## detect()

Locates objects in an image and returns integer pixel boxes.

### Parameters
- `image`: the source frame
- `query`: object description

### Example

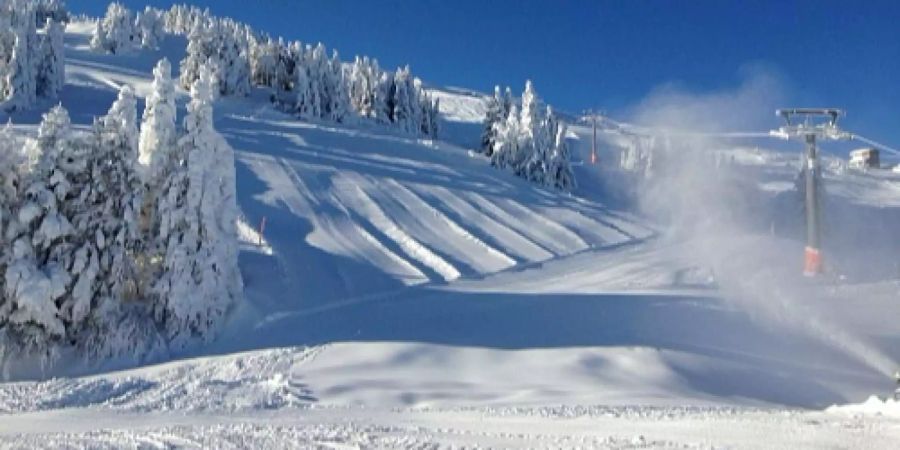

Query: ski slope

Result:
[0,20,899,449]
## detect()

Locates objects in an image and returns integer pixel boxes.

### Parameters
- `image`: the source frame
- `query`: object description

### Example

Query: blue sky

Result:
[74,1,900,147]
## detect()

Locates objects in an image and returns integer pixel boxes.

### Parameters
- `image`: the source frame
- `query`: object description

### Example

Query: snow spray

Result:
[626,69,898,379]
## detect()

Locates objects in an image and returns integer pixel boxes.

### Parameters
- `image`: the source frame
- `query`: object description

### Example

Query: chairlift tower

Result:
[772,108,850,276]
[581,110,601,165]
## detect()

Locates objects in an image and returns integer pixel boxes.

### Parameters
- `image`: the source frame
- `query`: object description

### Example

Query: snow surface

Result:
[0,20,898,448]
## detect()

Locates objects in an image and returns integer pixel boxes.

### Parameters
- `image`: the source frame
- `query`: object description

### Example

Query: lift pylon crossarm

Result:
[776,108,845,127]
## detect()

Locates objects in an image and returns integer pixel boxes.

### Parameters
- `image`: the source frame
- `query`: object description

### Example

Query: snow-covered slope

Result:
[1,20,899,449]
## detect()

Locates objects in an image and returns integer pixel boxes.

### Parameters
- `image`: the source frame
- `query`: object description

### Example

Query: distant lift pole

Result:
[583,109,599,165]
[772,108,848,276]
[592,113,598,165]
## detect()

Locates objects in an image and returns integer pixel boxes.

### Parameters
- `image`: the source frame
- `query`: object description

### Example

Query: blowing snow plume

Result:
[627,68,898,380]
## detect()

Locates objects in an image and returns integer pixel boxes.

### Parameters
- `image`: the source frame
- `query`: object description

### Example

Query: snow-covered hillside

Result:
[0,14,899,449]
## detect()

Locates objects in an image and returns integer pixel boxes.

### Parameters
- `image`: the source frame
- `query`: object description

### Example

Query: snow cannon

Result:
[803,246,823,277]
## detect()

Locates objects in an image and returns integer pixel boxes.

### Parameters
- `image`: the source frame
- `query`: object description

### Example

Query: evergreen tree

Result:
[249,36,278,87]
[137,58,177,301]
[135,6,164,50]
[35,18,64,99]
[519,80,539,138]
[179,20,214,90]
[75,85,144,356]
[2,1,39,111]
[3,106,81,354]
[390,66,415,133]
[373,70,394,124]
[326,49,349,122]
[138,58,177,184]
[547,123,576,192]
[34,0,68,25]
[491,105,523,171]
[91,2,137,54]
[0,122,24,331]
[154,67,242,349]
[481,86,504,155]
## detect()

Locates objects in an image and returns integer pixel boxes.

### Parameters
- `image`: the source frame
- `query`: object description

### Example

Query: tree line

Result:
[91,3,441,139]
[0,62,240,373]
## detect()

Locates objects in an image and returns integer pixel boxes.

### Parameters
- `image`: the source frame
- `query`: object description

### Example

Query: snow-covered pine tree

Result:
[374,69,394,124]
[301,43,326,118]
[546,123,576,192]
[35,18,64,100]
[502,86,514,116]
[154,67,242,349]
[91,2,137,54]
[179,20,214,90]
[348,56,374,118]
[269,39,293,103]
[325,49,349,122]
[390,66,415,133]
[1,0,38,112]
[213,22,251,96]
[75,85,149,359]
[290,46,312,117]
[429,96,440,138]
[413,77,436,137]
[250,36,278,88]
[135,6,164,50]
[138,58,177,184]
[136,58,177,334]
[89,20,106,52]
[491,105,522,170]
[524,105,558,184]
[34,0,68,25]
[0,122,24,330]
[519,80,539,138]
[480,86,504,155]
[2,106,82,357]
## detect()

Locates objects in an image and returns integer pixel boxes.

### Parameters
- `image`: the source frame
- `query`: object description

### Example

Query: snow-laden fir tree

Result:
[0,122,24,330]
[415,78,439,138]
[481,86,505,156]
[138,58,177,184]
[390,66,415,134]
[0,0,39,111]
[272,39,297,102]
[546,123,576,191]
[249,36,278,87]
[289,45,312,116]
[135,6,165,50]
[35,18,64,99]
[348,56,378,118]
[91,2,137,54]
[491,104,523,171]
[519,80,540,138]
[302,43,327,118]
[2,106,82,357]
[34,0,68,25]
[137,58,177,302]
[325,49,349,122]
[373,70,394,124]
[154,67,242,349]
[179,20,215,91]
[213,21,251,96]
[75,85,152,359]
[523,105,557,184]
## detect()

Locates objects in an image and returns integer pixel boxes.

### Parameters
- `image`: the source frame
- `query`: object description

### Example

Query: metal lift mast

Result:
[772,108,848,276]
